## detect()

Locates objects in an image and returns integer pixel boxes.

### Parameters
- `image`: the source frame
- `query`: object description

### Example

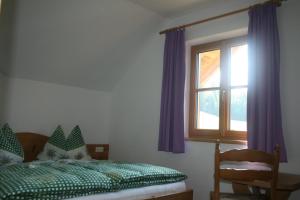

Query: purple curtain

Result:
[158,29,185,153]
[247,3,287,162]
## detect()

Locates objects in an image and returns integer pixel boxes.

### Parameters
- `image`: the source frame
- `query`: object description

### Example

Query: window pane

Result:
[197,50,220,89]
[196,90,220,130]
[230,88,247,131]
[230,45,248,86]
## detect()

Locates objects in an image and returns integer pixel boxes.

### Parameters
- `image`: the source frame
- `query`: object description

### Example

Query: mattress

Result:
[0,160,187,199]
[68,181,186,200]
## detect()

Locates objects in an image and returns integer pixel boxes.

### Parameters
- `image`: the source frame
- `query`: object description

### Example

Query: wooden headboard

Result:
[16,132,109,162]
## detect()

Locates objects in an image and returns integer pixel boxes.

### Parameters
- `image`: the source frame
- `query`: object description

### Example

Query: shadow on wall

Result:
[0,0,17,123]
[0,74,8,123]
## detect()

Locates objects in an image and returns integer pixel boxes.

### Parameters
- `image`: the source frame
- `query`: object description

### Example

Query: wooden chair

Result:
[212,142,280,200]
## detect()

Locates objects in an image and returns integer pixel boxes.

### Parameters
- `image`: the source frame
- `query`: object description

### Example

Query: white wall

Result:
[278,0,300,174]
[1,76,112,143]
[4,0,162,91]
[0,73,6,123]
[0,0,15,75]
[110,0,300,200]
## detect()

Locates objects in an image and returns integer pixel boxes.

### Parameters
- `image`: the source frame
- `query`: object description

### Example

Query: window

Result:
[189,36,248,143]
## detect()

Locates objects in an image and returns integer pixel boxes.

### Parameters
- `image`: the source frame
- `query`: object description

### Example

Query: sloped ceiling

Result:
[0,0,235,91]
[129,0,213,17]
[0,0,163,91]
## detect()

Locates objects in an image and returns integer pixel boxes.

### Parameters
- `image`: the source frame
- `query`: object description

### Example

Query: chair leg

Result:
[270,188,277,200]
[212,191,219,200]
[211,191,220,200]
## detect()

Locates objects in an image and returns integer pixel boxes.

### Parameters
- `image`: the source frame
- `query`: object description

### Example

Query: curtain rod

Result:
[159,0,285,35]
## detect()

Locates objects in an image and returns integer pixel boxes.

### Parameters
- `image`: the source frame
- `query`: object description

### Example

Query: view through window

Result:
[189,36,248,142]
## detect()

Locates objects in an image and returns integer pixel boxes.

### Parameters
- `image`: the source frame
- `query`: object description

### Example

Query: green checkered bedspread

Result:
[0,160,187,200]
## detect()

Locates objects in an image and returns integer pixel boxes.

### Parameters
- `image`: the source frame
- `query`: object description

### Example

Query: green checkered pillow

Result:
[0,123,24,165]
[37,125,69,160]
[66,125,91,160]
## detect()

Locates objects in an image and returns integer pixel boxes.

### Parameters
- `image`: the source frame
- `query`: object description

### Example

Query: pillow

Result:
[0,123,24,165]
[37,125,68,160]
[66,126,91,160]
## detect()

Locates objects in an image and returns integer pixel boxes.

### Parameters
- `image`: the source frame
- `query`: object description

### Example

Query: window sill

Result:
[185,137,247,145]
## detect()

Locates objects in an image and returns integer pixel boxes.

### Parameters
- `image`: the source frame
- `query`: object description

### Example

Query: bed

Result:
[0,132,193,200]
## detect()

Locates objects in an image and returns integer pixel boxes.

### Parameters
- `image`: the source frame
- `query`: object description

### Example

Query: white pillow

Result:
[66,126,91,160]
[37,125,68,160]
[38,125,91,160]
[0,124,24,165]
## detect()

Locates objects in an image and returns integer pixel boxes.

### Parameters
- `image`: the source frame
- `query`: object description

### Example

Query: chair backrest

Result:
[213,142,280,200]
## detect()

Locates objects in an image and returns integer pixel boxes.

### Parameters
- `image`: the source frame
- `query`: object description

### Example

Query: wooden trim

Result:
[189,40,222,138]
[86,144,109,160]
[220,41,228,138]
[188,36,248,143]
[185,137,247,145]
[214,143,221,200]
[195,87,220,92]
[16,132,48,162]
[146,189,193,200]
[189,42,197,135]
[191,40,223,53]
[220,149,275,164]
[188,130,246,143]
[224,131,247,140]
[271,145,280,199]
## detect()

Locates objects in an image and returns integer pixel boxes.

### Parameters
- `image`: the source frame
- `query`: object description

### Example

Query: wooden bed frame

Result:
[16,132,109,162]
[16,132,193,200]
